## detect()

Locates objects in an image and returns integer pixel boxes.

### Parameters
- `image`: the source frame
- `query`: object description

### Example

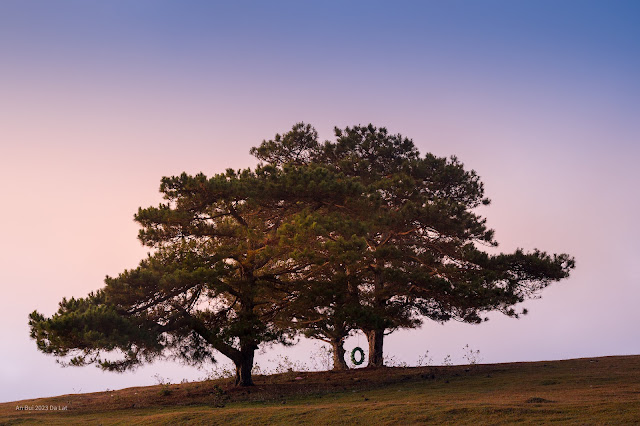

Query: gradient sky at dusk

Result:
[1,1,639,402]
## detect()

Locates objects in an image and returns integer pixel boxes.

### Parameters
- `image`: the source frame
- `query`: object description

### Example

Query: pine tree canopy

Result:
[29,164,365,384]
[29,123,575,380]
[252,123,575,366]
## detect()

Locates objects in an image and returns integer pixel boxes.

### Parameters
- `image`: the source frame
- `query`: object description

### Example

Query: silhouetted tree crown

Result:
[30,164,364,384]
[252,123,574,366]
[30,123,574,379]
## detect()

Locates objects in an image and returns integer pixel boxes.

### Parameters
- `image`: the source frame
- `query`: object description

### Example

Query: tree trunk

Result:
[365,329,385,367]
[233,292,257,386]
[233,349,255,386]
[364,266,386,367]
[330,337,348,371]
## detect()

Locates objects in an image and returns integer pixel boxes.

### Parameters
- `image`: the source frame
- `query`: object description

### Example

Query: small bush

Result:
[462,344,482,365]
[526,397,554,404]
[154,374,173,397]
[211,384,228,408]
[417,350,433,367]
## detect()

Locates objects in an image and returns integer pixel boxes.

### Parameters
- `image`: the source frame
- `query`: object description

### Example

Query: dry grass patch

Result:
[1,355,639,425]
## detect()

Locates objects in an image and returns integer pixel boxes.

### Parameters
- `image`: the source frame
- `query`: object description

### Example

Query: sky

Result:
[1,0,639,403]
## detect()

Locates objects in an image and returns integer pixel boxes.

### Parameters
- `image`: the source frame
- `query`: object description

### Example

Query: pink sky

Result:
[1,1,638,402]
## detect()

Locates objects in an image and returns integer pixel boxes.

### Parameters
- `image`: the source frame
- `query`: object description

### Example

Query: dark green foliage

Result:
[29,291,162,371]
[29,122,574,379]
[251,123,575,366]
[29,164,362,384]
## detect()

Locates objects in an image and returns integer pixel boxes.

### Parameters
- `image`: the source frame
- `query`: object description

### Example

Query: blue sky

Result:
[1,1,639,402]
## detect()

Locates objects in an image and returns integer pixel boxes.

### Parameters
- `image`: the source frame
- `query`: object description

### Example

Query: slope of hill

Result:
[2,355,639,425]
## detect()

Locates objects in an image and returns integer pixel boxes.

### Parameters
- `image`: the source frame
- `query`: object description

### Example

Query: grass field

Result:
[2,355,639,425]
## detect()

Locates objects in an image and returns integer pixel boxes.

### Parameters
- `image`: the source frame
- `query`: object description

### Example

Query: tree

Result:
[271,209,371,370]
[29,122,575,379]
[29,164,362,384]
[252,123,576,367]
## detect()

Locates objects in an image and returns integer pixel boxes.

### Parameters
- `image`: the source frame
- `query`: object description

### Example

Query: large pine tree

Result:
[29,164,361,384]
[29,123,575,379]
[252,123,575,367]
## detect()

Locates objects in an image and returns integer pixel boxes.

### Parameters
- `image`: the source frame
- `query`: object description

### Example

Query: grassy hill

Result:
[2,355,639,425]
